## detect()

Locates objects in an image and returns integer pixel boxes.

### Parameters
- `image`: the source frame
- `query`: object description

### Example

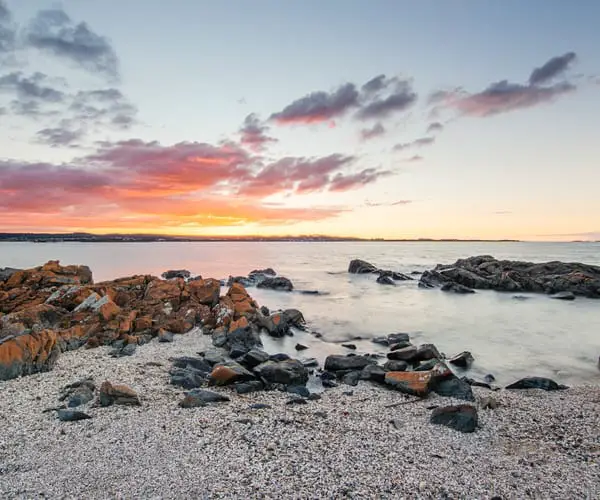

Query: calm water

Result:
[1,241,599,385]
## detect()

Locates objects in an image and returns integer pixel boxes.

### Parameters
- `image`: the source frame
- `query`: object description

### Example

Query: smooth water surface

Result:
[1,241,599,385]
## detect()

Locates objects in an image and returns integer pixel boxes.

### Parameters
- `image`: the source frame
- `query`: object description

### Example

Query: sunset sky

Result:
[0,0,598,240]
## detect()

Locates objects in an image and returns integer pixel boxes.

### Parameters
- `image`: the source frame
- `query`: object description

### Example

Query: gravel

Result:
[1,328,599,499]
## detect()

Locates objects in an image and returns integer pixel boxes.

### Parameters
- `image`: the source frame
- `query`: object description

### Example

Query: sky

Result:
[0,0,599,241]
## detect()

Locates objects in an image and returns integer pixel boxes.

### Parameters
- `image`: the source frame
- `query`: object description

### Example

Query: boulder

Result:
[430,405,478,433]
[376,275,395,286]
[324,354,375,371]
[384,370,435,397]
[386,346,419,363]
[0,267,20,282]
[161,269,191,280]
[360,364,386,383]
[257,277,293,292]
[239,349,270,369]
[170,356,212,373]
[235,380,264,394]
[59,378,96,408]
[57,409,92,422]
[449,351,474,368]
[348,259,378,274]
[188,278,221,306]
[210,362,255,386]
[254,359,308,386]
[0,329,60,380]
[341,370,361,386]
[383,360,408,372]
[258,312,290,337]
[441,282,476,294]
[170,367,207,389]
[550,291,575,301]
[430,375,475,401]
[98,381,140,406]
[179,389,230,408]
[505,377,568,391]
[415,344,442,362]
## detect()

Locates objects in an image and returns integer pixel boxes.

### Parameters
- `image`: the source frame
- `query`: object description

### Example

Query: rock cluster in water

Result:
[348,259,413,284]
[419,255,600,298]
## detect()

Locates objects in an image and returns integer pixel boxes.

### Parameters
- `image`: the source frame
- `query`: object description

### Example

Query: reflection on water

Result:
[1,241,599,385]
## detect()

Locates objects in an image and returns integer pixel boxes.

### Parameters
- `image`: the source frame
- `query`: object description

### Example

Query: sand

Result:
[1,328,599,499]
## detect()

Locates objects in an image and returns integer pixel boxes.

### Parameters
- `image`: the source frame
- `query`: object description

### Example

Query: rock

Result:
[461,377,492,390]
[235,380,264,394]
[0,329,60,381]
[239,349,270,369]
[324,355,375,371]
[260,305,270,316]
[257,312,290,338]
[249,268,276,277]
[170,356,212,373]
[384,370,436,397]
[430,375,475,401]
[188,278,221,306]
[295,343,308,351]
[59,378,95,408]
[484,374,496,384]
[322,379,338,388]
[341,343,357,350]
[0,267,20,282]
[201,349,226,367]
[348,259,378,274]
[302,357,319,368]
[388,333,410,344]
[224,320,262,355]
[57,409,92,422]
[386,346,418,363]
[441,282,476,294]
[282,309,306,328]
[109,343,137,357]
[360,364,386,383]
[269,353,290,362]
[257,277,293,292]
[376,275,395,286]
[389,341,412,351]
[372,336,390,346]
[249,403,271,410]
[287,385,310,397]
[550,291,575,301]
[430,405,478,433]
[98,381,140,406]
[449,351,474,368]
[505,377,568,391]
[341,370,361,386]
[161,269,191,280]
[416,344,442,362]
[210,362,255,386]
[254,359,308,386]
[170,368,207,389]
[179,389,229,408]
[158,330,174,343]
[383,360,408,372]
[414,359,440,372]
[286,397,307,405]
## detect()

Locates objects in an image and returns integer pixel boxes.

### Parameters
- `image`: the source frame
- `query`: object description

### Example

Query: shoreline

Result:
[1,328,599,499]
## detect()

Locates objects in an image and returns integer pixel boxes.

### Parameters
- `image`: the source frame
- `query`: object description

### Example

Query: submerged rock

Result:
[376,275,395,286]
[550,291,575,301]
[430,405,478,433]
[324,355,375,371]
[257,277,294,292]
[505,377,568,391]
[441,282,475,294]
[448,351,474,368]
[348,259,378,274]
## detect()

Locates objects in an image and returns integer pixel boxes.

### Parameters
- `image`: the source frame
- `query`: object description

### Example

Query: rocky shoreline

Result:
[1,260,599,498]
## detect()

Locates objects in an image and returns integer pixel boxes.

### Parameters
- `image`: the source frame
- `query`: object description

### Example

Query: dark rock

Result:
[249,268,276,277]
[449,351,474,368]
[324,354,375,371]
[59,378,96,408]
[158,331,174,343]
[249,403,271,410]
[0,267,20,282]
[170,367,207,389]
[295,343,308,351]
[286,396,307,405]
[389,341,412,351]
[430,405,478,433]
[308,393,322,401]
[57,409,92,422]
[376,275,395,286]
[386,346,418,362]
[484,373,496,384]
[269,353,290,362]
[301,357,319,368]
[348,259,378,274]
[441,282,476,294]
[99,381,140,407]
[228,345,247,359]
[461,376,492,390]
[257,277,293,292]
[416,344,442,362]
[431,375,475,401]
[341,343,357,350]
[171,356,212,373]
[388,333,410,344]
[240,349,270,369]
[383,360,408,372]
[414,359,440,372]
[109,343,137,357]
[372,336,390,346]
[287,385,310,397]
[342,390,354,396]
[319,371,336,382]
[505,377,568,391]
[161,269,191,280]
[360,364,386,383]
[226,324,262,355]
[235,380,264,394]
[341,370,361,386]
[179,389,230,408]
[550,291,575,301]
[384,271,413,281]
[260,305,270,316]
[322,379,338,388]
[254,359,308,386]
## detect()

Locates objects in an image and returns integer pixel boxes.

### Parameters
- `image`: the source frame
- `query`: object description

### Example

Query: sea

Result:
[1,241,599,386]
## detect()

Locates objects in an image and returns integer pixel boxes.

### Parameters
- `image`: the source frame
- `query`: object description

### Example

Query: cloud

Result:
[70,88,137,129]
[493,210,512,215]
[405,155,423,162]
[431,52,578,118]
[426,122,443,133]
[393,136,435,151]
[0,0,15,53]
[365,199,411,207]
[356,79,417,120]
[270,83,359,124]
[529,52,576,86]
[0,72,65,103]
[329,168,391,191]
[360,122,385,140]
[25,9,119,79]
[36,126,83,147]
[239,113,277,151]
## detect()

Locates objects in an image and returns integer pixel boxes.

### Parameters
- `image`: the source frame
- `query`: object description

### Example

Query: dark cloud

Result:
[329,168,392,191]
[355,79,417,120]
[360,122,386,140]
[25,9,119,79]
[426,122,443,133]
[70,88,137,129]
[270,83,359,124]
[0,0,15,53]
[0,72,65,103]
[393,136,435,151]
[36,126,83,147]
[239,113,277,151]
[361,74,391,94]
[529,52,576,86]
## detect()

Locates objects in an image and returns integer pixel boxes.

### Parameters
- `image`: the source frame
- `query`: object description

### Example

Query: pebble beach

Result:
[1,328,599,500]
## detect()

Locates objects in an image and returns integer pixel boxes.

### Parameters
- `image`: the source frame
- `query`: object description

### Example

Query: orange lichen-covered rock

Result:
[226,283,258,319]
[229,316,249,332]
[0,329,60,380]
[188,279,220,306]
[118,310,138,334]
[144,279,183,304]
[5,261,92,290]
[94,297,121,322]
[384,370,435,397]
[134,315,153,332]
[45,285,95,311]
[1,304,65,332]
